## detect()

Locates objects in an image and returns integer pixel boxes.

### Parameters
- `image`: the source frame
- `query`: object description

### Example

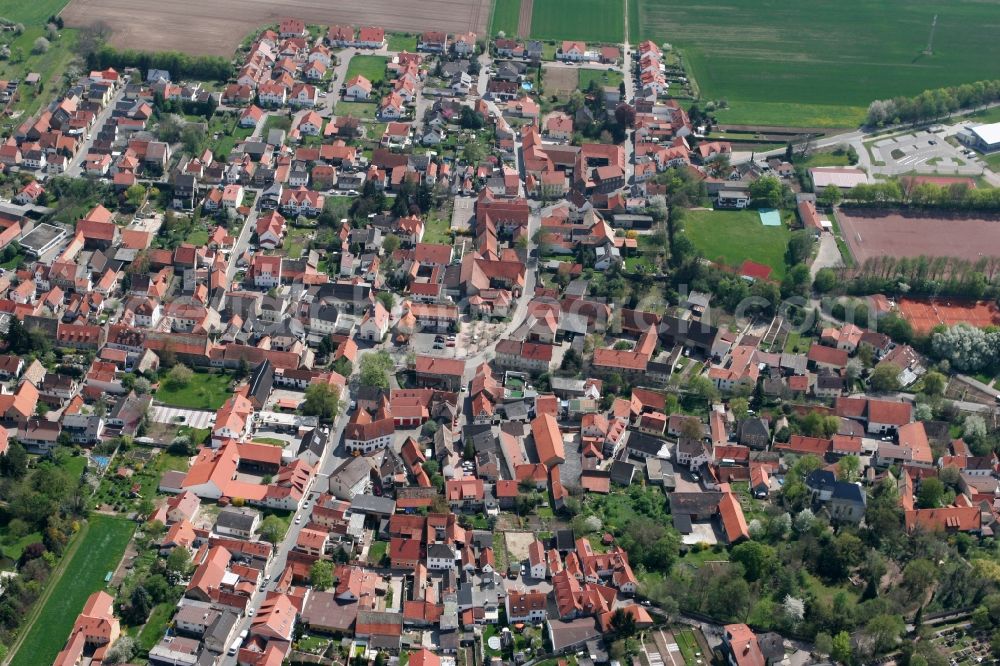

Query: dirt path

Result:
[517,0,533,39]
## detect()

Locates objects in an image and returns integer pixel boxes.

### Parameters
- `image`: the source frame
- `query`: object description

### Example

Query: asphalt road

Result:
[218,400,353,665]
[65,84,129,178]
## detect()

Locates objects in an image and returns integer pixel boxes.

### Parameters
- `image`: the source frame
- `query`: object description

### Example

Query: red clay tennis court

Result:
[891,298,1000,333]
[838,210,1000,265]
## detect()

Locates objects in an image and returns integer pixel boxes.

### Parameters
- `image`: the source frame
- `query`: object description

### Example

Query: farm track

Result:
[517,0,533,38]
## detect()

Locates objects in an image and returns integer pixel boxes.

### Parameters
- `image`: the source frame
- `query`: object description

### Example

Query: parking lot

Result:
[150,405,215,429]
[872,129,984,175]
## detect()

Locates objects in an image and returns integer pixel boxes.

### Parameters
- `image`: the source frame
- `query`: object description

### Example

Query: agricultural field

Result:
[0,0,68,25]
[346,55,388,85]
[530,0,623,43]
[682,209,792,280]
[62,0,491,56]
[10,516,135,666]
[490,0,521,37]
[633,0,1000,128]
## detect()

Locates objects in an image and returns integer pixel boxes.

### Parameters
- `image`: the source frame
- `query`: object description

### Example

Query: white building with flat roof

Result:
[810,167,870,191]
[961,122,1000,152]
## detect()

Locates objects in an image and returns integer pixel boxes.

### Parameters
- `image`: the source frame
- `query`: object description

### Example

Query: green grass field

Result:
[531,0,623,42]
[335,100,377,120]
[683,209,791,280]
[387,33,417,52]
[154,371,233,410]
[490,0,521,37]
[0,0,68,25]
[0,27,78,119]
[635,0,1000,128]
[10,516,134,666]
[579,68,623,90]
[346,55,388,85]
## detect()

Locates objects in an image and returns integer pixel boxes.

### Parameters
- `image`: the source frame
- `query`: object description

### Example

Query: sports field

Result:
[530,0,623,42]
[490,0,521,36]
[682,209,791,280]
[10,516,135,666]
[633,0,1000,128]
[837,209,1000,266]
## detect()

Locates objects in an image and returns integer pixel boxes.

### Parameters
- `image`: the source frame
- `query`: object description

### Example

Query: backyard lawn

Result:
[579,68,623,91]
[346,55,388,85]
[208,114,255,157]
[682,209,791,280]
[368,540,388,564]
[387,33,417,52]
[154,371,233,410]
[422,214,452,244]
[10,516,135,666]
[335,100,377,120]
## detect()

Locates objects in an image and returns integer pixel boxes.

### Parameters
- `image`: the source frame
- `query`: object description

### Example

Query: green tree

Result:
[729,397,749,421]
[921,371,946,396]
[813,268,838,293]
[831,630,852,664]
[814,632,833,658]
[864,614,904,654]
[163,364,193,390]
[730,541,776,582]
[165,546,192,579]
[382,234,401,254]
[818,184,842,208]
[748,175,784,208]
[837,455,860,482]
[609,608,637,638]
[917,477,945,509]
[376,291,395,312]
[869,363,901,392]
[359,351,394,389]
[973,605,992,630]
[260,515,287,543]
[302,383,341,422]
[125,184,146,210]
[310,560,333,590]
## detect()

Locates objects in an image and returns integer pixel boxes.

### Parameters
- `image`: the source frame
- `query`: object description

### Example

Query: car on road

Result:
[247,608,255,617]
[433,344,444,350]
[446,341,456,347]
[295,515,302,525]
[434,335,445,342]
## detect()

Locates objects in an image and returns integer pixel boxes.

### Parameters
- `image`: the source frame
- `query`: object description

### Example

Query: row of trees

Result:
[87,45,231,82]
[842,258,999,301]
[842,181,1000,211]
[866,79,1000,126]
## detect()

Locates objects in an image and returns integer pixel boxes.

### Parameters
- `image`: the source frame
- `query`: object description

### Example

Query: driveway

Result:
[810,232,843,278]
[149,405,215,429]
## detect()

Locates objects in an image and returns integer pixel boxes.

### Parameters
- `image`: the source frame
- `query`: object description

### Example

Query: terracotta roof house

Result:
[531,413,565,467]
